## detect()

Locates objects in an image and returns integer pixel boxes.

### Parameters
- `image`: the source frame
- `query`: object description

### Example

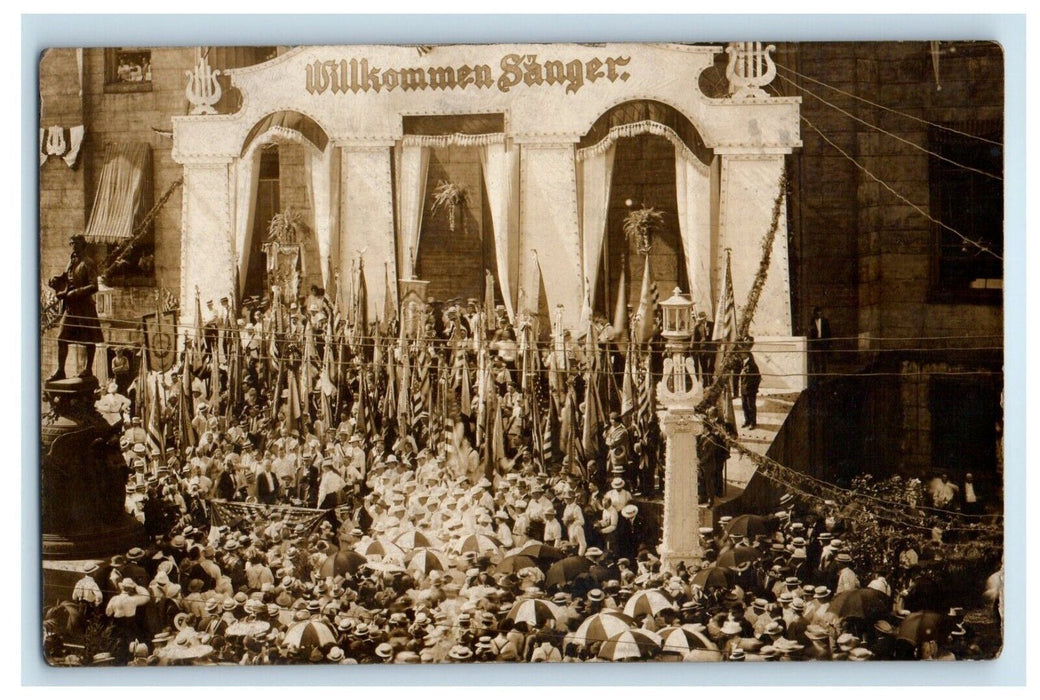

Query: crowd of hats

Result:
[49,428,993,666]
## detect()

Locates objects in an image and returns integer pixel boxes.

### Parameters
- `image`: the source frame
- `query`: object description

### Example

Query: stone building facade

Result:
[38,41,1004,485]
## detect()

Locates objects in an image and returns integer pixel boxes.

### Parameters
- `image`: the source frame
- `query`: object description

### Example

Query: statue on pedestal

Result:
[47,235,103,381]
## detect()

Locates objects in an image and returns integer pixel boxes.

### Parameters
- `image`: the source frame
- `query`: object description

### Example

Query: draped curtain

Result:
[674,148,714,311]
[233,147,262,294]
[394,143,430,279]
[84,142,152,244]
[304,145,338,288]
[577,143,616,321]
[478,141,520,323]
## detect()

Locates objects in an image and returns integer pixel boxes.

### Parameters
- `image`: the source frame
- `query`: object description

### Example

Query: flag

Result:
[620,335,637,415]
[355,259,369,343]
[559,382,584,469]
[178,355,196,454]
[209,327,221,411]
[484,271,496,327]
[712,250,738,431]
[146,372,165,460]
[539,392,558,471]
[608,253,629,344]
[632,255,659,345]
[191,288,205,371]
[485,391,506,479]
[457,348,472,419]
[411,345,431,446]
[285,368,302,435]
[383,262,397,333]
[581,374,604,480]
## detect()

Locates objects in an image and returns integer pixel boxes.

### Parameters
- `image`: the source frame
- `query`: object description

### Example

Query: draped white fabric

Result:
[233,148,261,295]
[478,141,520,323]
[305,145,338,288]
[674,148,714,312]
[394,144,430,279]
[577,143,616,321]
[84,143,151,244]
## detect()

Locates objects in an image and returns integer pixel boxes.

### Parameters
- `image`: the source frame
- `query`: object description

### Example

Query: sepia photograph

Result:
[37,40,1004,667]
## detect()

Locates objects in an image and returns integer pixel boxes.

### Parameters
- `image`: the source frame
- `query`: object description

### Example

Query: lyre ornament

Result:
[185,55,222,116]
[725,42,777,99]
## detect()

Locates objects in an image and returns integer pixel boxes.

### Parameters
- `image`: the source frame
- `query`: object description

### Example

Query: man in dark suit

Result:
[256,461,279,505]
[692,312,716,387]
[739,340,762,430]
[807,306,831,383]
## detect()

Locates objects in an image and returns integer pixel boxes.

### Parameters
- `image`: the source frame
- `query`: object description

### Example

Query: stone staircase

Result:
[696,389,802,527]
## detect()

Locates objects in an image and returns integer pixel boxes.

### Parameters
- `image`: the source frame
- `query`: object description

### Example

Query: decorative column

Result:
[178,159,235,315]
[656,289,705,571]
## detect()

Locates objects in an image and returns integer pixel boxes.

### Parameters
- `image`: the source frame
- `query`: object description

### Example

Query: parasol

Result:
[512,542,566,562]
[283,619,337,650]
[623,589,678,619]
[318,550,367,577]
[494,554,540,574]
[657,625,718,655]
[716,545,762,569]
[406,547,451,574]
[566,611,636,647]
[724,514,775,538]
[544,556,593,589]
[394,529,443,550]
[354,539,406,563]
[690,566,734,590]
[454,533,502,555]
[507,598,565,629]
[828,588,892,622]
[597,629,662,661]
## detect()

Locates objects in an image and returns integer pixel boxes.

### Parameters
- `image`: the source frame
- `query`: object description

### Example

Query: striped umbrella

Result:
[318,550,367,577]
[566,611,636,647]
[406,547,451,574]
[355,539,406,563]
[658,625,717,655]
[454,533,502,555]
[597,629,662,661]
[507,598,564,629]
[394,529,442,550]
[623,589,677,618]
[283,619,337,650]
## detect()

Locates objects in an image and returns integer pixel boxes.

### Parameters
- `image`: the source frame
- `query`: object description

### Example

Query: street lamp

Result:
[658,288,698,403]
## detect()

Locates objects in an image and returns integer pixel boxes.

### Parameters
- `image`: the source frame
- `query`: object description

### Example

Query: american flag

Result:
[178,357,196,454]
[712,250,739,430]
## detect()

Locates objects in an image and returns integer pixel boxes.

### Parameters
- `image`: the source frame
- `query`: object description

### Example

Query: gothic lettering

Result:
[307,54,633,95]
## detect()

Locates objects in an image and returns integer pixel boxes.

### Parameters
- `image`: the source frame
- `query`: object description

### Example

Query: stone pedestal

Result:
[41,377,143,558]
[657,407,704,571]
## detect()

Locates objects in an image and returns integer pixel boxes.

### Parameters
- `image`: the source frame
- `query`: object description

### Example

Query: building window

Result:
[929,120,1003,303]
[104,48,152,93]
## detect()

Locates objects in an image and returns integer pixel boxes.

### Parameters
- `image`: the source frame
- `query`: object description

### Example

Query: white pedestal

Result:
[657,407,705,572]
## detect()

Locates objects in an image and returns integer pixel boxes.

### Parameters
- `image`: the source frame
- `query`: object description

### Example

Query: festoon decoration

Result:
[38,125,85,168]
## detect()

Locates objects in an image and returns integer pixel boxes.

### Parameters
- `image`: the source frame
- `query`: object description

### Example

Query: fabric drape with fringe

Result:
[577,143,616,323]
[394,143,431,279]
[84,142,152,244]
[478,140,520,323]
[674,148,714,311]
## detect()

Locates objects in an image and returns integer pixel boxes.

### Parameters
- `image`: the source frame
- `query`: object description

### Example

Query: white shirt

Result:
[965,482,977,503]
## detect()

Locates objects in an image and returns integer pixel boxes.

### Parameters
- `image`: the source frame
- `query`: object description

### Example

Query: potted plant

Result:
[267,205,303,244]
[430,180,467,232]
[623,205,665,256]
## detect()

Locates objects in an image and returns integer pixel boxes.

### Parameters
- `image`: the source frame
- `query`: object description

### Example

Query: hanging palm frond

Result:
[430,180,467,232]
[623,206,665,256]
[268,206,303,244]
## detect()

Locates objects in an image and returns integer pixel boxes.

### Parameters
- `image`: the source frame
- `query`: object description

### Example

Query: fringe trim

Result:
[576,120,697,164]
[401,132,505,148]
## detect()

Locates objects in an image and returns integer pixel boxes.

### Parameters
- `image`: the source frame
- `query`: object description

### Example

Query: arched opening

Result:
[238,111,332,307]
[578,100,713,318]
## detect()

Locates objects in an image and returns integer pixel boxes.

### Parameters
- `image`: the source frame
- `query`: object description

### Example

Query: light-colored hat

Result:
[611,477,625,489]
[621,504,639,519]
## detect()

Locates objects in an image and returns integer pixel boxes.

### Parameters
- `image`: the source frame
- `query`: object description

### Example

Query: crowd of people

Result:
[42,268,999,666]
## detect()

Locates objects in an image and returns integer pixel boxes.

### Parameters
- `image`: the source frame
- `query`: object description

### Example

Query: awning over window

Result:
[84,142,153,244]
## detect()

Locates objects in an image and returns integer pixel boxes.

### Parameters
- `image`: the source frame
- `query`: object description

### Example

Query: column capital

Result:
[656,408,704,438]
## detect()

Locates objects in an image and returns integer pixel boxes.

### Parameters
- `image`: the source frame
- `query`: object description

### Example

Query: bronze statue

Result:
[48,235,103,381]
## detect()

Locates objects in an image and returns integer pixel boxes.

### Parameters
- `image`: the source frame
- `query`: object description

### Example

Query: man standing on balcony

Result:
[739,338,761,431]
[48,235,103,381]
[807,306,831,384]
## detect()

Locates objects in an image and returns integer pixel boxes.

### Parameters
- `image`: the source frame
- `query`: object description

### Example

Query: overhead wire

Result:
[773,62,1004,147]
